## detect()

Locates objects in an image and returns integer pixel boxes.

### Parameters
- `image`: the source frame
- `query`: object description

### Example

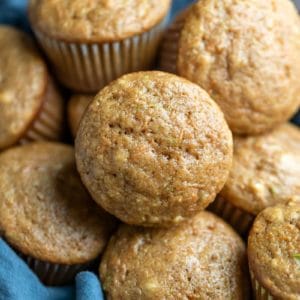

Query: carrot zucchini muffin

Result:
[28,0,171,92]
[100,211,250,299]
[0,142,116,285]
[209,124,300,235]
[160,0,300,135]
[75,71,233,227]
[0,26,64,149]
[248,200,300,300]
[68,94,93,137]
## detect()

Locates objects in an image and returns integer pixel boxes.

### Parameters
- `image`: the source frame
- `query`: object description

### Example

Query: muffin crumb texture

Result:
[100,211,249,300]
[248,200,300,300]
[29,0,171,42]
[178,0,300,134]
[0,26,47,149]
[0,142,116,265]
[76,71,233,227]
[221,124,300,215]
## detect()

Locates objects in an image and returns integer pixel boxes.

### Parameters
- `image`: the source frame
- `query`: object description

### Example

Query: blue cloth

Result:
[0,1,299,299]
[0,239,104,300]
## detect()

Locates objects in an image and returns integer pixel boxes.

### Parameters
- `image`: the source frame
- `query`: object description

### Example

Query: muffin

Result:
[28,0,171,93]
[75,71,233,227]
[209,123,300,235]
[68,94,93,137]
[248,200,300,299]
[160,0,300,135]
[0,26,64,150]
[0,142,116,285]
[100,211,250,299]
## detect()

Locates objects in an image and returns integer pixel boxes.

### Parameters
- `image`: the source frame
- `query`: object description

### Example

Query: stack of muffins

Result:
[0,0,299,299]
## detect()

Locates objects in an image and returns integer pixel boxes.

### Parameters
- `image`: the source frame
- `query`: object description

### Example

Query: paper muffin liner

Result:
[208,196,255,236]
[250,269,274,300]
[19,252,94,286]
[159,9,188,74]
[33,17,168,93]
[19,79,64,145]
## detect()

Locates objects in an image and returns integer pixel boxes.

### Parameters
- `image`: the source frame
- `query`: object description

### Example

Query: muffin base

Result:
[208,196,254,236]
[250,270,275,300]
[33,17,168,93]
[19,78,64,144]
[19,253,94,286]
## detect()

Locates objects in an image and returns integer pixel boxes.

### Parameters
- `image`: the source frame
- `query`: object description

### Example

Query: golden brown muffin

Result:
[68,94,93,137]
[29,0,171,43]
[0,26,64,149]
[209,124,300,235]
[248,200,300,300]
[100,211,250,300]
[75,71,233,227]
[162,0,300,135]
[0,142,116,285]
[28,0,172,93]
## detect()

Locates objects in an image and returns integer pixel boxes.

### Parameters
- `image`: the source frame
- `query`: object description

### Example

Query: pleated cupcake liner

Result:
[250,269,275,300]
[33,17,168,93]
[208,196,255,236]
[159,7,192,74]
[19,79,64,145]
[19,252,94,286]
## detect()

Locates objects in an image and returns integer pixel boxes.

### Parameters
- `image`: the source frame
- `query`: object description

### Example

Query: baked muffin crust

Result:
[0,26,47,149]
[178,0,300,134]
[75,71,233,227]
[221,124,300,215]
[29,0,171,43]
[0,142,116,265]
[248,200,300,299]
[100,211,249,299]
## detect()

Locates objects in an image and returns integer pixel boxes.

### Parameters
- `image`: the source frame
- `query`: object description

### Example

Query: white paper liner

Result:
[33,17,168,93]
[208,196,254,236]
[250,269,275,300]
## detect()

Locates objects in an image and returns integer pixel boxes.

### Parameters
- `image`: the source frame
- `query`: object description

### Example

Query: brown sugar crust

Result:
[0,26,48,149]
[248,200,300,300]
[28,0,171,43]
[75,71,233,227]
[68,94,93,137]
[0,142,116,265]
[100,211,249,299]
[221,124,300,215]
[177,0,300,135]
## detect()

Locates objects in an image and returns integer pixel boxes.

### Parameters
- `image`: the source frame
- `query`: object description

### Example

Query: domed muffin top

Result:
[75,71,233,227]
[100,211,249,299]
[178,0,300,134]
[248,200,300,299]
[29,0,171,42]
[0,142,116,265]
[0,26,47,149]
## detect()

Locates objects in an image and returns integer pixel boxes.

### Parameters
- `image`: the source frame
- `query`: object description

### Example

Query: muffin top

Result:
[177,0,300,134]
[75,71,233,227]
[68,94,93,137]
[0,142,116,265]
[29,0,171,43]
[248,200,300,300]
[0,26,48,149]
[221,124,300,215]
[100,211,249,299]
